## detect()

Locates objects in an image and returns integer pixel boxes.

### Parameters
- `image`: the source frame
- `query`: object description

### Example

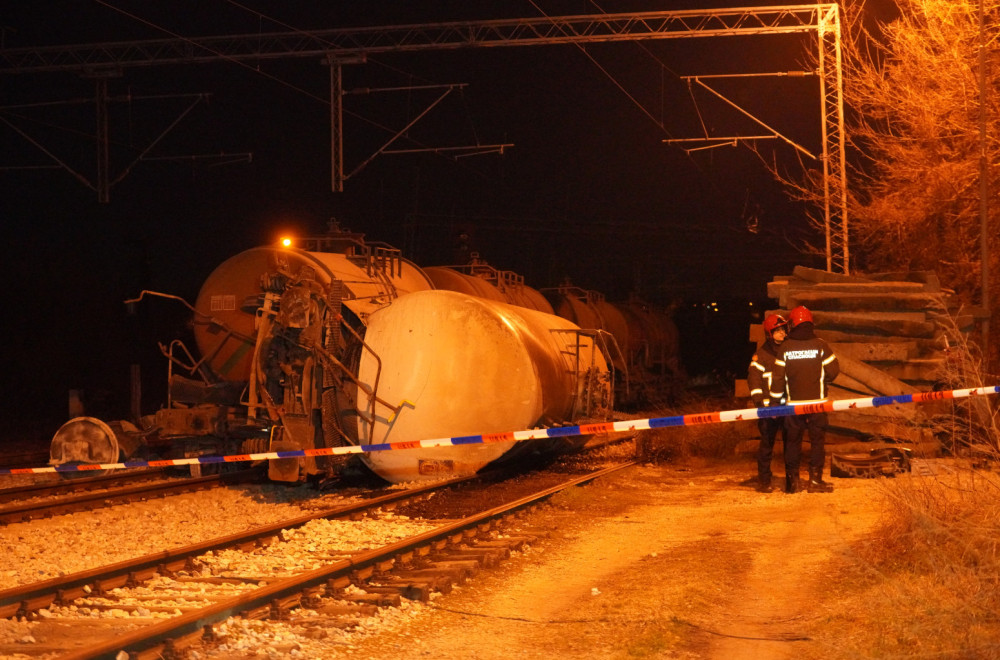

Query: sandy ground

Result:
[341,461,885,660]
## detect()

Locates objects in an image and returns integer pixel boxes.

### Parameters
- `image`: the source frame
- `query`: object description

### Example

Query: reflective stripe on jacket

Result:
[770,329,839,404]
[748,340,783,407]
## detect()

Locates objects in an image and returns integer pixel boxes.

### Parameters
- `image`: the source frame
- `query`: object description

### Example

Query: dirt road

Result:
[341,462,885,659]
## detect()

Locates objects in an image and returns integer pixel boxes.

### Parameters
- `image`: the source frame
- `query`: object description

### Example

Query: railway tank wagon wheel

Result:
[49,417,124,479]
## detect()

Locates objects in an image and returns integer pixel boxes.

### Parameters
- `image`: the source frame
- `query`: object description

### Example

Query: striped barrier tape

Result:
[3,385,997,475]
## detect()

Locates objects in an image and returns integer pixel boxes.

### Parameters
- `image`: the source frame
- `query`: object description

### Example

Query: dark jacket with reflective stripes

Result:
[770,323,839,405]
[748,339,784,407]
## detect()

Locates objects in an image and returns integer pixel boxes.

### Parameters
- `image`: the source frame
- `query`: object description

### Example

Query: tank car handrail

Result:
[593,328,629,401]
[162,340,198,408]
[539,284,604,304]
[126,290,256,344]
[310,325,399,428]
[339,243,400,300]
[370,245,402,279]
[274,300,402,431]
[549,327,619,420]
[432,262,528,294]
[128,288,258,398]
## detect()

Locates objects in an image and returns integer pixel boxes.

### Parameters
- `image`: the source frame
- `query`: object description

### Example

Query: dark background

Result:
[1,1,827,435]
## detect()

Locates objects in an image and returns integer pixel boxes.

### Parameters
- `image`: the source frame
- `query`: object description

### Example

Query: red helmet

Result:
[789,306,813,327]
[762,313,788,336]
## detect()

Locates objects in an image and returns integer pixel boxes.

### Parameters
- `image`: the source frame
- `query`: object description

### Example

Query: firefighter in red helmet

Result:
[770,305,840,493]
[747,313,788,492]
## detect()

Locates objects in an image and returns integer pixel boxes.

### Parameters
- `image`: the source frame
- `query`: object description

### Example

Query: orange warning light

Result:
[280,237,293,248]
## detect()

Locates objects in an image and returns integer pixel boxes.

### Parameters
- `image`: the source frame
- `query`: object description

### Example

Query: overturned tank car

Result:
[544,284,683,408]
[50,227,616,483]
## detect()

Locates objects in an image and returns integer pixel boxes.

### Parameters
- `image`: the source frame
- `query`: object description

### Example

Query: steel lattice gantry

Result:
[0,4,849,272]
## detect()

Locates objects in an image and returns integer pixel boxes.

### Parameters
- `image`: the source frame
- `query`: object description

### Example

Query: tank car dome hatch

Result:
[425,264,554,315]
[547,286,601,330]
[424,266,506,302]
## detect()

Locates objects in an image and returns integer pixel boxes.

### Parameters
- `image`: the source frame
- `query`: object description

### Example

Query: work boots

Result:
[785,474,800,494]
[807,468,834,493]
[755,473,774,493]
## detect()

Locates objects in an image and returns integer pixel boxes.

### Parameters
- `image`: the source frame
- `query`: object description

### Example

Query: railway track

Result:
[0,468,264,524]
[0,461,635,659]
[0,468,196,502]
[0,449,49,470]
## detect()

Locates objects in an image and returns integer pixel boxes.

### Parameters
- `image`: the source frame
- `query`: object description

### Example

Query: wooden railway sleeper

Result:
[158,629,206,660]
[337,591,400,607]
[300,586,324,609]
[386,573,453,595]
[241,603,272,620]
[126,567,159,588]
[55,584,95,606]
[407,553,438,570]
[324,575,351,597]
[362,582,431,602]
[395,565,473,585]
[94,574,129,595]
[269,593,302,620]
[466,541,512,559]
[371,558,395,577]
[428,547,505,567]
[350,566,374,583]
[426,559,481,577]
[308,601,378,617]
[201,622,220,642]
[18,594,57,620]
[471,535,538,552]
[157,557,190,578]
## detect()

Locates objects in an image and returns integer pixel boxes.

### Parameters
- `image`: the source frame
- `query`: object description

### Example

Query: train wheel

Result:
[50,417,120,480]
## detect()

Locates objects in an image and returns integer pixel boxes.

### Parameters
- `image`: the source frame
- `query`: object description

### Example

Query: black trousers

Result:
[783,412,828,475]
[756,416,783,479]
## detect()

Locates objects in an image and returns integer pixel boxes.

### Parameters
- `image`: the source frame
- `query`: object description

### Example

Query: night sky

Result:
[1,1,827,432]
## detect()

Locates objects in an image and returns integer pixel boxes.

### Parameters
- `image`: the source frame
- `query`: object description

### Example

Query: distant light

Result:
[281,237,293,247]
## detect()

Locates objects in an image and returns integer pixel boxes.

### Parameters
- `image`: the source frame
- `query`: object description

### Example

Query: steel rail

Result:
[0,469,261,524]
[0,474,470,620]
[0,468,174,504]
[56,461,635,660]
[0,449,49,470]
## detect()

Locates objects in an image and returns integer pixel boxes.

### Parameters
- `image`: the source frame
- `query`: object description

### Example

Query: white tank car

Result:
[353,289,613,482]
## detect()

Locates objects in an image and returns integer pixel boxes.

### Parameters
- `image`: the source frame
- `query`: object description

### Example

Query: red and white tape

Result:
[3,385,995,476]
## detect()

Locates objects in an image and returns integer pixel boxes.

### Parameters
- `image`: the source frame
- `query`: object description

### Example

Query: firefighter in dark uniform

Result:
[747,313,788,493]
[770,305,839,493]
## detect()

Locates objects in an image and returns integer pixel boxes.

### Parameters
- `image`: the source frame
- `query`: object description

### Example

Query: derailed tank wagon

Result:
[50,226,679,483]
[544,284,683,408]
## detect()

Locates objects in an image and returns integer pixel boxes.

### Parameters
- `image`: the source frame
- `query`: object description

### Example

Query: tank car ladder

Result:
[554,328,626,420]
